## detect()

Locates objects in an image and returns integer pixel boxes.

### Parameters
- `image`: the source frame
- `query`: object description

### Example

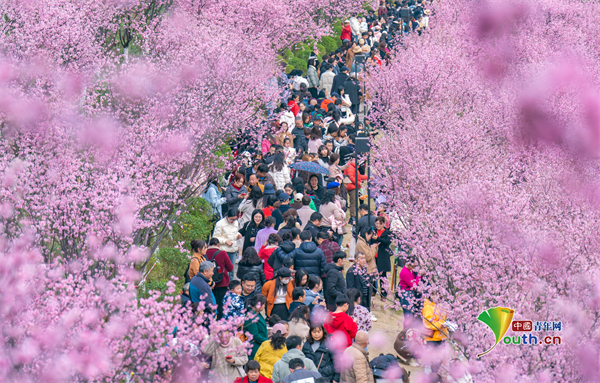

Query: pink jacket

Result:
[399,267,420,291]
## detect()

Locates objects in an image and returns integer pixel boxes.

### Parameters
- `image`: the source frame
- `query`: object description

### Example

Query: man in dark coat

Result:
[304,212,330,243]
[272,192,292,228]
[268,238,296,276]
[344,75,362,115]
[292,231,327,277]
[331,66,350,98]
[324,251,347,311]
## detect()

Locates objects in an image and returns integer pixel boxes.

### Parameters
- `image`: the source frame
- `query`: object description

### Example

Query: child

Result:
[223,280,245,319]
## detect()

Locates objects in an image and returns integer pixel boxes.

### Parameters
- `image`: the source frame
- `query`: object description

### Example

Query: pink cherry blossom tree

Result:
[367,0,600,381]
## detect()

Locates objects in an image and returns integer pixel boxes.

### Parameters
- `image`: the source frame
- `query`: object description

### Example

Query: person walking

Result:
[239,209,265,253]
[213,208,243,280]
[344,161,367,225]
[301,324,339,382]
[340,331,374,383]
[237,247,267,293]
[324,251,347,312]
[239,186,264,227]
[204,330,248,383]
[255,216,278,253]
[268,155,292,191]
[346,252,373,314]
[399,255,421,329]
[291,231,327,278]
[318,190,346,245]
[186,239,207,280]
[190,261,216,315]
[244,294,269,359]
[225,173,248,212]
[259,233,282,280]
[272,336,318,383]
[206,238,234,319]
[324,295,358,350]
[262,268,295,320]
[306,58,319,98]
[373,216,392,299]
[254,323,288,380]
[346,288,373,332]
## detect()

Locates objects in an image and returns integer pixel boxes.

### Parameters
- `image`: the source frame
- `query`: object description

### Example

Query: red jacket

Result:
[340,25,351,40]
[324,311,358,348]
[288,100,300,116]
[234,376,273,383]
[206,248,233,288]
[344,163,368,192]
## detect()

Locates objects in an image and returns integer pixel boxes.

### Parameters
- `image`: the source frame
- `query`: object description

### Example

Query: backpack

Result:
[207,251,224,284]
[370,353,401,378]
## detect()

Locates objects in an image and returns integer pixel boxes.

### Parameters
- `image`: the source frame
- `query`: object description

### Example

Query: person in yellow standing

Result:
[254,323,288,380]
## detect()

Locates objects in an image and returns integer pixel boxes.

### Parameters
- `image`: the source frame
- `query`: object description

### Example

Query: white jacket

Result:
[279,111,295,132]
[269,166,292,190]
[350,17,361,37]
[213,217,240,253]
[320,70,336,97]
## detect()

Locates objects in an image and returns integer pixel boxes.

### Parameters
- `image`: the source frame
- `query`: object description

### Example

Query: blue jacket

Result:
[190,274,215,313]
[292,241,326,277]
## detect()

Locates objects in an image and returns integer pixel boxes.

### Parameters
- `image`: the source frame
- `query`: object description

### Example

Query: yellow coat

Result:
[254,340,288,379]
[422,299,449,342]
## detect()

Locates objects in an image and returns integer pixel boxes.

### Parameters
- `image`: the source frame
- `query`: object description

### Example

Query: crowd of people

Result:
[176,2,457,382]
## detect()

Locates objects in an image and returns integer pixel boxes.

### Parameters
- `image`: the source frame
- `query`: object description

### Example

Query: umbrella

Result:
[289,161,330,175]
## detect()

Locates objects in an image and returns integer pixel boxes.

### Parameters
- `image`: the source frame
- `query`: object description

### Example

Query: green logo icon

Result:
[477,307,515,357]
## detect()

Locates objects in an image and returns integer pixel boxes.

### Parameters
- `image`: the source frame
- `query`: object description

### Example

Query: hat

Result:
[294,193,304,201]
[313,114,323,121]
[277,268,292,278]
[340,66,350,72]
[272,323,287,335]
[362,45,371,54]
[344,19,350,24]
[353,46,362,54]
[278,192,290,201]
[331,92,340,98]
[327,181,340,189]
[263,184,275,195]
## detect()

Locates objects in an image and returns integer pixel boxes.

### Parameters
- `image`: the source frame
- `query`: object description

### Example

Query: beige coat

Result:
[213,217,240,253]
[204,337,248,382]
[356,236,378,275]
[288,318,310,344]
[340,344,375,383]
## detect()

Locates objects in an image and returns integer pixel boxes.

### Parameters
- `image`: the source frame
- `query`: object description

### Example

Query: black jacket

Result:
[374,229,393,273]
[331,73,349,97]
[268,240,296,275]
[344,77,362,106]
[239,221,262,252]
[292,126,307,150]
[356,214,376,238]
[302,340,339,381]
[272,204,291,229]
[304,221,329,244]
[324,263,346,308]
[236,262,266,292]
[292,241,327,277]
[346,265,368,295]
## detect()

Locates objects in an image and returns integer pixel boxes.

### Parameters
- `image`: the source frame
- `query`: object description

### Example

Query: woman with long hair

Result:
[224,173,248,212]
[346,288,373,332]
[277,214,298,239]
[186,239,207,281]
[254,323,288,380]
[236,247,267,293]
[319,189,346,245]
[261,267,295,320]
[288,305,311,343]
[301,324,338,382]
[268,154,291,190]
[239,209,265,253]
[238,186,263,226]
[308,126,323,154]
[259,233,281,280]
[294,269,309,289]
